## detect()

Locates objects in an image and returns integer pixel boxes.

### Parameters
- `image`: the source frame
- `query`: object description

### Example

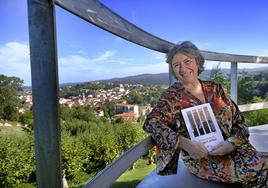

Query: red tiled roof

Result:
[116,103,137,107]
[114,112,136,118]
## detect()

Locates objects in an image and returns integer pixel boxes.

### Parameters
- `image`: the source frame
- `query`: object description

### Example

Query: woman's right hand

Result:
[179,136,208,159]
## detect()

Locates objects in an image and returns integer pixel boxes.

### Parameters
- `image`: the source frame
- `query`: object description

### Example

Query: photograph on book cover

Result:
[181,103,224,152]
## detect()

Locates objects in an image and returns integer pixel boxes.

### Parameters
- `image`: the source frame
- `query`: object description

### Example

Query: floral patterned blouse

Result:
[143,80,268,187]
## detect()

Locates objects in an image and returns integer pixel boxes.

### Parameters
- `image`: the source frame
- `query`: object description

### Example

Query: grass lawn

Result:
[69,159,155,188]
[111,159,155,188]
[0,124,26,136]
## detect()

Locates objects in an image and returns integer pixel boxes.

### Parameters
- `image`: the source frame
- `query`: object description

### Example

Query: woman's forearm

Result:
[177,136,208,159]
[177,136,191,151]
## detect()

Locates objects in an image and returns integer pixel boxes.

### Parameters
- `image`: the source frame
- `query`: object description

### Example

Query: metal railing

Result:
[27,0,268,187]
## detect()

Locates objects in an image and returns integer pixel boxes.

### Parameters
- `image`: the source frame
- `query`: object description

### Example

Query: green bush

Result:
[0,129,35,187]
[78,124,119,175]
[61,132,88,186]
[19,110,34,130]
[243,109,268,127]
[0,108,147,187]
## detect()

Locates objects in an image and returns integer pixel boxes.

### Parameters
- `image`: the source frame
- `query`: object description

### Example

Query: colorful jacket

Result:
[143,80,268,186]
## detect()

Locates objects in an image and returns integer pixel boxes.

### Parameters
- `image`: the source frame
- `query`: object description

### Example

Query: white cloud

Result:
[76,50,86,55]
[0,42,31,85]
[92,50,116,63]
[60,55,90,68]
[58,52,168,83]
[196,42,214,49]
[95,61,168,80]
[0,42,168,85]
[150,52,165,60]
[117,62,168,76]
[107,60,129,64]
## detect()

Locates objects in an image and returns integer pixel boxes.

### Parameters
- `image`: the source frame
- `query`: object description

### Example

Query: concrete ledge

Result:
[137,160,242,188]
[248,124,268,152]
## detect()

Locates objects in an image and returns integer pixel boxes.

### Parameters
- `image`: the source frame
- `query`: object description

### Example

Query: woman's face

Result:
[171,53,199,84]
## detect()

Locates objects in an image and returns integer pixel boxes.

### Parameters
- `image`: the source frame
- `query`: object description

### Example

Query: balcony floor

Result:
[137,124,268,188]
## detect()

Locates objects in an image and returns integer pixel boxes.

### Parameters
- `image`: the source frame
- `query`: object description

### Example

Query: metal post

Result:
[168,64,177,86]
[27,0,62,187]
[230,62,238,103]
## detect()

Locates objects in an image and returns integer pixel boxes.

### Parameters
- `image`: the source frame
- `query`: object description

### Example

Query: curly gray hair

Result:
[166,41,205,75]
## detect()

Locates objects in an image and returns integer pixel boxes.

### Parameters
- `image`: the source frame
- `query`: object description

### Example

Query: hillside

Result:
[99,73,169,85]
[97,67,268,85]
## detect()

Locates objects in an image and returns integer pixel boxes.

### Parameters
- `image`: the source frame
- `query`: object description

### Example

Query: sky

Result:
[1,0,268,86]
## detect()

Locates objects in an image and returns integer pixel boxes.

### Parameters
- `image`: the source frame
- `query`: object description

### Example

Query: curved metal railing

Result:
[54,0,268,64]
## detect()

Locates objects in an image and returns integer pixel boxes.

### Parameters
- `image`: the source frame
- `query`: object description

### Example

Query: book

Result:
[181,103,224,152]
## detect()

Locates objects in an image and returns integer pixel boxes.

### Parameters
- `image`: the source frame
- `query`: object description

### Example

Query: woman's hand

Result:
[179,136,208,159]
[209,141,236,156]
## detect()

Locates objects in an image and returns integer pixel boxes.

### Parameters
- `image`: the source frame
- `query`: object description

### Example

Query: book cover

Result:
[181,103,224,152]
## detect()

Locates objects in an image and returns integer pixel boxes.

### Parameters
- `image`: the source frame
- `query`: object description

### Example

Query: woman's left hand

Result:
[209,141,236,156]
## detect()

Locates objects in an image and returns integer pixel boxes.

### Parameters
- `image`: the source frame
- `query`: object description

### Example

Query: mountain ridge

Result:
[95,67,268,85]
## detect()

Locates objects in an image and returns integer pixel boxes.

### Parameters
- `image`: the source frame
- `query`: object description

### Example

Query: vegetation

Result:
[0,74,23,120]
[209,66,268,126]
[111,158,155,188]
[0,101,147,186]
[121,85,165,107]
[0,127,35,187]
[209,65,268,104]
[209,63,230,91]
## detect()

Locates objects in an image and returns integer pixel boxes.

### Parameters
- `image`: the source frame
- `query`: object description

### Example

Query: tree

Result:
[127,91,144,104]
[209,64,230,92]
[102,101,115,119]
[238,76,254,104]
[0,75,23,120]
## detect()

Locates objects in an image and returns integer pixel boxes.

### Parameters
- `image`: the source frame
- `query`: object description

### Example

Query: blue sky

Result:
[1,0,268,86]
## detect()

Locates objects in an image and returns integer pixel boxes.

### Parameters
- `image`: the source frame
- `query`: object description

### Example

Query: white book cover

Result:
[181,103,224,152]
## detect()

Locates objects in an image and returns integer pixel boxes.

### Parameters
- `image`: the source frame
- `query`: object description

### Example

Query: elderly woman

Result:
[143,41,268,187]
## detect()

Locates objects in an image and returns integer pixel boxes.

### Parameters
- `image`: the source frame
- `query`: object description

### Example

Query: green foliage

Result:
[0,128,35,187]
[102,101,115,119]
[79,126,119,175]
[59,82,117,98]
[0,75,23,120]
[62,119,90,136]
[242,96,268,126]
[19,109,34,130]
[209,64,230,92]
[111,158,155,188]
[243,109,268,127]
[113,123,145,152]
[71,105,94,121]
[61,105,95,122]
[61,105,106,136]
[114,117,124,124]
[237,76,254,104]
[144,88,163,107]
[208,66,268,105]
[75,122,146,175]
[60,116,146,185]
[127,91,145,104]
[61,132,88,185]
